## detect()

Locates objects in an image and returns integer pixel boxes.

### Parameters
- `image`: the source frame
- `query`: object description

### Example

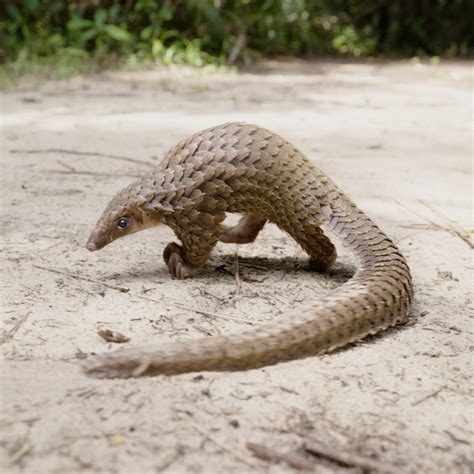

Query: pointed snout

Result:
[86,230,106,252]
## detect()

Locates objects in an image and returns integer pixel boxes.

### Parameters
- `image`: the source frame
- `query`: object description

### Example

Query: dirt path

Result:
[1,59,472,473]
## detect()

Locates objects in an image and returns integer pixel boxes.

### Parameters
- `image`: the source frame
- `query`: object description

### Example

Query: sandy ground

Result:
[0,59,472,473]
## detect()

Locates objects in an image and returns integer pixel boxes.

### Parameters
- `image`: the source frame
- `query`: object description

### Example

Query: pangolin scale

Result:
[85,123,413,378]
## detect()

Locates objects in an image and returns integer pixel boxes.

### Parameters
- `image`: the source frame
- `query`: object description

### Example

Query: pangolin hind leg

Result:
[219,214,267,244]
[286,221,337,272]
[220,212,336,271]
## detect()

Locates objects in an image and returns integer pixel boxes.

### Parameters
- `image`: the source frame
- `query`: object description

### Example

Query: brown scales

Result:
[85,123,413,378]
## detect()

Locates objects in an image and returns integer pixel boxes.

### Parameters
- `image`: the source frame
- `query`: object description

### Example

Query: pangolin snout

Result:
[86,231,106,251]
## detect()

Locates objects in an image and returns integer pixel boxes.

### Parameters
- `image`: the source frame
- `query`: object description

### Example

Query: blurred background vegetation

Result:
[1,0,472,83]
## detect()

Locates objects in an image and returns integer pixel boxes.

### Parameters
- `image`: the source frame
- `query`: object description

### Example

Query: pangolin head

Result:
[86,184,159,251]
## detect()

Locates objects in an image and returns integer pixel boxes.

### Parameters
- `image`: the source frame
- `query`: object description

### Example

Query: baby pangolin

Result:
[85,122,413,378]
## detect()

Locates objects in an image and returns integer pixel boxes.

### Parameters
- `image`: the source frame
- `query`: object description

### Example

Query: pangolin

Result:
[85,123,413,378]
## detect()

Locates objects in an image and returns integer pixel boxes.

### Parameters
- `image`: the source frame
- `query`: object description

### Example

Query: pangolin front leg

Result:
[163,227,219,279]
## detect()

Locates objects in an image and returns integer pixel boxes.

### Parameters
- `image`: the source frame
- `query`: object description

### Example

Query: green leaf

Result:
[159,7,173,21]
[6,4,21,21]
[94,9,107,26]
[103,25,130,42]
[151,38,164,58]
[161,29,180,42]
[140,25,153,40]
[204,7,224,43]
[109,4,120,21]
[23,0,39,13]
[67,18,94,31]
[61,47,88,58]
[82,29,98,42]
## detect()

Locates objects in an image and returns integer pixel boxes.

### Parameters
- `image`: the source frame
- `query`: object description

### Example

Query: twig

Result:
[198,288,228,303]
[396,200,439,227]
[32,264,130,293]
[9,438,31,465]
[172,302,255,326]
[303,438,400,474]
[239,262,270,272]
[0,312,31,345]
[135,294,255,325]
[56,160,76,172]
[133,294,167,305]
[0,417,40,427]
[46,169,140,178]
[33,263,254,324]
[156,451,182,472]
[10,148,155,167]
[178,412,256,467]
[97,329,130,343]
[396,200,473,248]
[192,325,214,336]
[54,160,140,178]
[232,254,241,303]
[418,199,473,248]
[241,274,266,283]
[36,434,102,456]
[247,442,314,471]
[411,386,445,406]
[399,223,444,230]
[444,430,470,445]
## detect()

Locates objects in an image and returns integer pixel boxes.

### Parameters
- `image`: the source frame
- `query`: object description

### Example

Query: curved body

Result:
[85,123,413,377]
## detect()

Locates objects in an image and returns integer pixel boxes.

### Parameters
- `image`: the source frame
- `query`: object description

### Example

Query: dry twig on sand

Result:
[177,412,256,467]
[172,302,254,325]
[418,199,473,248]
[49,160,139,177]
[97,329,130,343]
[411,386,445,406]
[9,435,31,465]
[397,200,473,248]
[232,254,241,303]
[247,442,314,471]
[135,294,255,325]
[303,438,399,474]
[0,312,31,345]
[32,264,130,293]
[10,148,155,167]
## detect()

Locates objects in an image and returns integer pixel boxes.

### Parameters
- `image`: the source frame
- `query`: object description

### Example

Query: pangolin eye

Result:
[117,218,129,230]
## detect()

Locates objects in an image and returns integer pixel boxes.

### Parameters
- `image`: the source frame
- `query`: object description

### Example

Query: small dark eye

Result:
[117,218,129,230]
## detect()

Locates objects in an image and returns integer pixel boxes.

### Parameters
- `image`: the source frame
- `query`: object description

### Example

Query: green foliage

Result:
[67,8,130,52]
[0,0,472,81]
